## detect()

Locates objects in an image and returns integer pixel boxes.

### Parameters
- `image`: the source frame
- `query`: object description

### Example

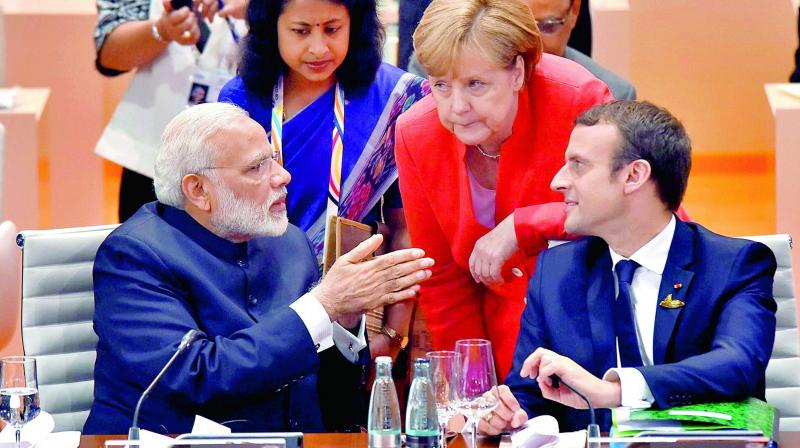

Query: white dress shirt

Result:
[289,293,368,363]
[602,215,676,408]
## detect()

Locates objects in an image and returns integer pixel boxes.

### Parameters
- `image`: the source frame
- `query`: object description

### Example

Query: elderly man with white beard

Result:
[84,102,435,436]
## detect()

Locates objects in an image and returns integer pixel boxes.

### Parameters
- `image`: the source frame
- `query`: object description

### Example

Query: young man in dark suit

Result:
[481,100,777,433]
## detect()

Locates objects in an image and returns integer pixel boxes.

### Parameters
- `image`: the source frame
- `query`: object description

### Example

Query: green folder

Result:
[612,397,777,438]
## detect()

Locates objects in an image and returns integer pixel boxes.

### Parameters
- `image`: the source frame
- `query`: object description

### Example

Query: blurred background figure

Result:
[93,0,248,222]
[398,0,431,70]
[398,0,590,71]
[529,0,634,99]
[567,0,591,57]
[395,0,612,379]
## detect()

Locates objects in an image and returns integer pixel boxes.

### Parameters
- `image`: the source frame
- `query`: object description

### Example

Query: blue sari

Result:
[219,63,429,259]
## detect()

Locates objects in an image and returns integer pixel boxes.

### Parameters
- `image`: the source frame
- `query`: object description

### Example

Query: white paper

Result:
[0,411,54,446]
[190,415,231,435]
[510,415,560,448]
[135,429,174,448]
[0,412,80,448]
[554,430,586,448]
[615,419,683,433]
[668,410,731,420]
[31,431,80,448]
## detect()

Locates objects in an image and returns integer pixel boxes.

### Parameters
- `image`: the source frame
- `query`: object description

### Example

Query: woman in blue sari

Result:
[219,0,429,361]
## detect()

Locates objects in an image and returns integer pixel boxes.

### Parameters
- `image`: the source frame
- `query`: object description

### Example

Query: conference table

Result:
[77,431,800,447]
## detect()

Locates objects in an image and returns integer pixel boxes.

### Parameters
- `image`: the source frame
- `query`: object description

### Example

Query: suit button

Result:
[249,295,258,305]
[237,259,247,268]
[512,267,524,278]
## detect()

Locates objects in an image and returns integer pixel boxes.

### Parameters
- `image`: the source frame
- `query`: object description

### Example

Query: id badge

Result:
[187,67,233,106]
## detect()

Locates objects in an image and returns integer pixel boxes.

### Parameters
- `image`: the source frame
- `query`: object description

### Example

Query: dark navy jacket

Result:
[84,202,368,435]
[506,219,777,431]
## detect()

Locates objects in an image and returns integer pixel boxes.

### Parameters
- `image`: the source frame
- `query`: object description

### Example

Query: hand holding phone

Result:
[171,0,218,20]
[165,0,211,51]
[170,0,193,10]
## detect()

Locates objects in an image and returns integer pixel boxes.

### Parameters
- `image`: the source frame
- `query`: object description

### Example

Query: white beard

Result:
[211,183,289,240]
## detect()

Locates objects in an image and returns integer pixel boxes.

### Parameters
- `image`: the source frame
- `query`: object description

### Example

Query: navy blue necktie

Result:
[614,259,644,367]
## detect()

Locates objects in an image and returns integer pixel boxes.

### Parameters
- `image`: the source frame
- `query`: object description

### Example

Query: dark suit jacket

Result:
[505,219,777,432]
[398,0,431,70]
[84,202,369,435]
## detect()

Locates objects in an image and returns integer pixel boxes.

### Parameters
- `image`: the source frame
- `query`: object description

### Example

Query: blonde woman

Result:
[395,0,612,379]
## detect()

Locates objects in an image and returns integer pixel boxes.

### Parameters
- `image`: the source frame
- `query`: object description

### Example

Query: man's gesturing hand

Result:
[313,234,434,328]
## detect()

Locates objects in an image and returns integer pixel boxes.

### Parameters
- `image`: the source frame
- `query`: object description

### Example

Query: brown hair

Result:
[576,100,692,212]
[413,0,542,80]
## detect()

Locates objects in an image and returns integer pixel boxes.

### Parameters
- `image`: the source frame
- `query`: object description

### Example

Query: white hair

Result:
[154,102,251,208]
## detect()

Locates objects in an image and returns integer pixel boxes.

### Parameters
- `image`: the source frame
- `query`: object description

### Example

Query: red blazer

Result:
[395,54,614,379]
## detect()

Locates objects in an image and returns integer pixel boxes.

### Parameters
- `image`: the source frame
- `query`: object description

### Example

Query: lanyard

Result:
[213,1,240,42]
[270,75,345,222]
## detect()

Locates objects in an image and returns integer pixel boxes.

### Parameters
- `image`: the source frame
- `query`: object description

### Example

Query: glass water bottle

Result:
[368,356,402,448]
[406,358,440,448]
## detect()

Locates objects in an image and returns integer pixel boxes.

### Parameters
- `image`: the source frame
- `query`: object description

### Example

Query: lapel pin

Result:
[673,282,682,290]
[659,293,685,309]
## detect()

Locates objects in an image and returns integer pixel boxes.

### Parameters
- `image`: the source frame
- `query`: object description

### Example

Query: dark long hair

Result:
[240,0,384,98]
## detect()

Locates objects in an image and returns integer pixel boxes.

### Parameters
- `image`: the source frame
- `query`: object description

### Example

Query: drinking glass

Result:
[454,339,499,448]
[426,350,462,448]
[0,357,40,448]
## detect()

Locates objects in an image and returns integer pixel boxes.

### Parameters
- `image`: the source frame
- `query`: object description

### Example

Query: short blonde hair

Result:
[413,0,542,79]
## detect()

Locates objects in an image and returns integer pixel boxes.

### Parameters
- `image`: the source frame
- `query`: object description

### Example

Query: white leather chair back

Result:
[17,224,117,431]
[740,234,800,430]
[0,220,21,357]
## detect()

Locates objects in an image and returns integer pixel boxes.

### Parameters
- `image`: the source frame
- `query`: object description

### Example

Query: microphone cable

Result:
[550,375,601,447]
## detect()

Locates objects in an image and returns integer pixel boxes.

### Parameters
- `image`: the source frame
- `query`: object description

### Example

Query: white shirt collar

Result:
[609,215,676,275]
